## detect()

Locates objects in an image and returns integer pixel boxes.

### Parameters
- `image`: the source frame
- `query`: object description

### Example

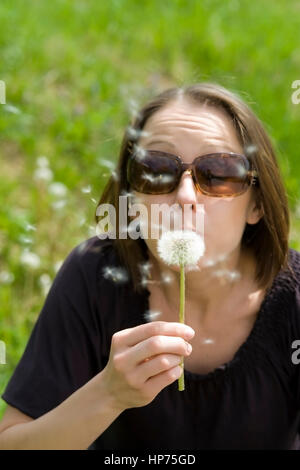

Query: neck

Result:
[147,245,257,323]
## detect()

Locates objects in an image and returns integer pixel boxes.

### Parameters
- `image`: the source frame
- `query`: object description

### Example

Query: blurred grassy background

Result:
[0,0,300,419]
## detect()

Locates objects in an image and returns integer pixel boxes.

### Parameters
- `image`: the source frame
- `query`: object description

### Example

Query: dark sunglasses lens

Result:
[127,151,181,194]
[195,155,250,196]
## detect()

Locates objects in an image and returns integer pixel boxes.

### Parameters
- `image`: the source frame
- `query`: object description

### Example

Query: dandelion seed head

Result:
[157,230,205,266]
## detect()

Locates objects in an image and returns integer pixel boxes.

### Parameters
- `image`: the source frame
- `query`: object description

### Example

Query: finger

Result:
[144,364,183,395]
[125,334,192,367]
[117,321,195,347]
[137,353,182,384]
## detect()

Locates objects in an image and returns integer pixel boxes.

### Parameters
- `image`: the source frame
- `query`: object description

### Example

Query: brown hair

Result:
[95,83,292,294]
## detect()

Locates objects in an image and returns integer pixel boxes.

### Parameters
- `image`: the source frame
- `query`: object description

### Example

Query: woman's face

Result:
[131,98,262,271]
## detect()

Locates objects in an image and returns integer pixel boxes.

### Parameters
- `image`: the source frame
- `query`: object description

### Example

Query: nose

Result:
[175,169,198,210]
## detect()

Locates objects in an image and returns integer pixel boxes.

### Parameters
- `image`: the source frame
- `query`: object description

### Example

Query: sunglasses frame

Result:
[127,148,258,198]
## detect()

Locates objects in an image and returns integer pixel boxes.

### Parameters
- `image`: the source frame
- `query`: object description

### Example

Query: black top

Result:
[2,236,300,450]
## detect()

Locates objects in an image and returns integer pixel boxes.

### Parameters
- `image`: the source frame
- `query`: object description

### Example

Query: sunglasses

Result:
[127,148,258,197]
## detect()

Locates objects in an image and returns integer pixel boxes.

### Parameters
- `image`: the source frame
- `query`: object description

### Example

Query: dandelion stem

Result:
[178,263,185,391]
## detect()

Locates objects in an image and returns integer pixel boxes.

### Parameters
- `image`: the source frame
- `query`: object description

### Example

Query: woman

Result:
[1,83,300,450]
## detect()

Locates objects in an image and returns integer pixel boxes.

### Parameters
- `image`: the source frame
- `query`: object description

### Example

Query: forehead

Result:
[139,99,243,154]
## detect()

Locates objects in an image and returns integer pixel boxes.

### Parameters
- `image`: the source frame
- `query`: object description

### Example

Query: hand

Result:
[100,321,195,411]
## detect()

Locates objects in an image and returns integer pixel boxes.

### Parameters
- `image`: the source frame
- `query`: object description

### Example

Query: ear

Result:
[246,199,264,225]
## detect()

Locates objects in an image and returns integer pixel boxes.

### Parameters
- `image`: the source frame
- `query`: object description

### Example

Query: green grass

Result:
[1,0,300,420]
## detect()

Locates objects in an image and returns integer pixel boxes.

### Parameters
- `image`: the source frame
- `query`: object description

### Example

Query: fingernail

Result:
[184,327,195,340]
[185,342,192,354]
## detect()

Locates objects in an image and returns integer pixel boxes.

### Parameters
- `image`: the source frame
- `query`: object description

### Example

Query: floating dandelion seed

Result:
[144,310,162,322]
[141,172,175,184]
[76,240,89,254]
[18,235,33,245]
[81,185,92,194]
[244,144,258,157]
[133,144,147,161]
[157,230,205,391]
[160,272,174,284]
[102,266,129,284]
[213,269,241,283]
[126,127,151,140]
[203,338,214,345]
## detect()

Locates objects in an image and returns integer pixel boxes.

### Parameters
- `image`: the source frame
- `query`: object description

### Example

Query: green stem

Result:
[178,263,185,391]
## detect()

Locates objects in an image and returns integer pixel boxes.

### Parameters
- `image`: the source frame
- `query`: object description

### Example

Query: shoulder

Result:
[285,248,300,298]
[288,247,300,281]
[57,236,130,288]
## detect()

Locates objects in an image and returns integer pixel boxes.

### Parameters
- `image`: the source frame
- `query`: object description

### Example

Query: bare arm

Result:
[0,370,123,450]
[0,321,194,450]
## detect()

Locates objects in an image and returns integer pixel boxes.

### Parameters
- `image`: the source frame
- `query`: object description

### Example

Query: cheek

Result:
[203,199,249,246]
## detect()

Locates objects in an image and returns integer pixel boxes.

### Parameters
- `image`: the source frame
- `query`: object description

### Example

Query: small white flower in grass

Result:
[157,230,205,392]
[54,260,63,273]
[81,185,92,194]
[34,167,53,182]
[36,156,50,168]
[51,200,67,211]
[48,182,68,198]
[39,274,52,296]
[0,271,15,284]
[24,223,36,232]
[157,230,205,267]
[20,250,41,269]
